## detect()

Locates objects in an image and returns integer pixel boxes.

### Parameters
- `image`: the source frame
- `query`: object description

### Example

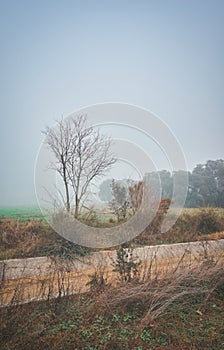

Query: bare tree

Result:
[43,115,116,218]
[43,118,73,212]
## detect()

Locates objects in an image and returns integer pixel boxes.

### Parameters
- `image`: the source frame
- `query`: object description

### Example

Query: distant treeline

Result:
[98,159,224,208]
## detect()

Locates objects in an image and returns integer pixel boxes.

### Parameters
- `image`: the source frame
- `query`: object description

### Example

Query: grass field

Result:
[0,207,44,220]
[0,206,124,225]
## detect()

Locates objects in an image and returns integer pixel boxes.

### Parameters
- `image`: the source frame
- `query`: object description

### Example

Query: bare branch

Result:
[43,114,116,217]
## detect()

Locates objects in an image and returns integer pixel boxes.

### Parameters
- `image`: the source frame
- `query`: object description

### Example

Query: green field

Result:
[0,207,44,220]
[0,206,128,226]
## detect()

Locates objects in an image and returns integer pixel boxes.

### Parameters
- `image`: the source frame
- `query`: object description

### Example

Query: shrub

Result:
[194,208,222,234]
[112,244,141,283]
[42,238,91,261]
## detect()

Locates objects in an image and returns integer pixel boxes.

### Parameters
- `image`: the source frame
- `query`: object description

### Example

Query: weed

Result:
[112,244,141,283]
[140,329,152,343]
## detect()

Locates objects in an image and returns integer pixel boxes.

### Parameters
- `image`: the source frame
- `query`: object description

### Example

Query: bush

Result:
[194,208,222,235]
[112,244,141,283]
[42,238,91,261]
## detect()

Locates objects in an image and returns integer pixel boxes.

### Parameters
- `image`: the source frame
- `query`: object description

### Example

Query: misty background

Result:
[0,0,224,206]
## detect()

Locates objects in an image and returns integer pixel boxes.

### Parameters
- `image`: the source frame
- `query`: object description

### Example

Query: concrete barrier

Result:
[1,239,224,281]
[0,239,223,306]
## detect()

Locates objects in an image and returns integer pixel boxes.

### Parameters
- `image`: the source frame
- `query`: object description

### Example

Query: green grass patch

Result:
[0,207,44,221]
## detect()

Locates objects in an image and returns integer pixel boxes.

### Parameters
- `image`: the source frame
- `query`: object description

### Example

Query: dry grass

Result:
[90,244,224,329]
[0,219,90,260]
[1,207,224,260]
[133,207,224,246]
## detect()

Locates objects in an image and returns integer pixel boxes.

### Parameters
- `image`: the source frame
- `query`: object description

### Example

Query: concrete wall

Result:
[1,239,224,281]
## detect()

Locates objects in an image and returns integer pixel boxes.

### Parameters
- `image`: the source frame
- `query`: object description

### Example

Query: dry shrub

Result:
[133,206,224,246]
[92,250,224,329]
[111,244,141,283]
[0,220,46,247]
[0,219,90,260]
[133,198,171,245]
[86,266,109,293]
[192,207,223,234]
[169,208,224,243]
[1,224,35,260]
[0,220,43,260]
[41,238,90,260]
[129,181,143,213]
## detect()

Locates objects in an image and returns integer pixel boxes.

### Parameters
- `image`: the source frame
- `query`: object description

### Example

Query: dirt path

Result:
[1,239,224,306]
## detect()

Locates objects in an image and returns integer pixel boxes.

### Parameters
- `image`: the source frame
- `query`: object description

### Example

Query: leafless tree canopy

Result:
[43,115,116,217]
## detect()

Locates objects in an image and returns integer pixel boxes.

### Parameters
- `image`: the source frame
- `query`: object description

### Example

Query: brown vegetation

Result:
[1,207,224,260]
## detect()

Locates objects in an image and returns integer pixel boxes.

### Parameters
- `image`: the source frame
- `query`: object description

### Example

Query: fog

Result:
[1,0,224,206]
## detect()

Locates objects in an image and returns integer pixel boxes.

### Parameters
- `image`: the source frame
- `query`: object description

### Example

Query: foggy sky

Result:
[0,0,224,206]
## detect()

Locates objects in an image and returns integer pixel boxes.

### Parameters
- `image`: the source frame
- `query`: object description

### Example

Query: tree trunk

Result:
[65,181,70,213]
[75,194,79,218]
[62,163,70,212]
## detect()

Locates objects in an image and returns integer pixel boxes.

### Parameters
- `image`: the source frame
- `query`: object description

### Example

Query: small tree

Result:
[112,244,141,283]
[44,115,116,217]
[109,179,128,221]
[98,178,113,202]
[129,181,143,213]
